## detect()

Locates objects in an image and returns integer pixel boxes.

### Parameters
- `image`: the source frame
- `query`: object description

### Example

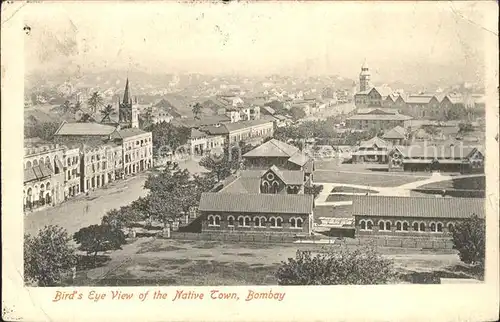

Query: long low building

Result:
[388,144,484,173]
[353,195,484,237]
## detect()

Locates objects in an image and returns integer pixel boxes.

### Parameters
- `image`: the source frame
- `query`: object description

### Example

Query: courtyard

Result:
[73,237,475,286]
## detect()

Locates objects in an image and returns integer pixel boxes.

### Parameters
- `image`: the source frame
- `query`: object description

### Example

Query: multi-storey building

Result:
[111,128,153,176]
[23,143,65,212]
[63,146,81,198]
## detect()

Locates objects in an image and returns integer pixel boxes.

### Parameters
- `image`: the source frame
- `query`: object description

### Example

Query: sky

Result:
[23,1,495,83]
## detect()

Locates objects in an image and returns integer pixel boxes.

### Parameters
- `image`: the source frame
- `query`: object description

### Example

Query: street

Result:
[24,174,149,236]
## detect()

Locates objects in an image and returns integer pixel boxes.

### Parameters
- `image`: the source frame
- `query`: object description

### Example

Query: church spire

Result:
[123,78,130,104]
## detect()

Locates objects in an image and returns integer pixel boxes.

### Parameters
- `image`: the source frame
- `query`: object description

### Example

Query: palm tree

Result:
[192,102,202,119]
[100,104,115,123]
[87,91,104,113]
[60,100,73,114]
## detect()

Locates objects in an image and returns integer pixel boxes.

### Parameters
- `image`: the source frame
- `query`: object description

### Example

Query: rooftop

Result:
[111,128,150,139]
[55,122,117,136]
[243,139,299,158]
[352,195,484,219]
[347,113,413,121]
[223,118,274,132]
[199,192,313,214]
[24,163,54,183]
[382,126,406,140]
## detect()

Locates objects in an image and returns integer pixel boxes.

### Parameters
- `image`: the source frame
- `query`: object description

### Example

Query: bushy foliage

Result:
[145,122,191,155]
[24,225,76,286]
[73,224,126,263]
[304,184,323,200]
[24,121,61,141]
[276,245,396,285]
[451,214,485,268]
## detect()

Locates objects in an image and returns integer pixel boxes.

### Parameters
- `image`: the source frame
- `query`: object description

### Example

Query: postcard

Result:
[2,1,499,321]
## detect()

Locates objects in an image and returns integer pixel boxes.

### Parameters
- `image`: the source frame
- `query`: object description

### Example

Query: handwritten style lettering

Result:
[245,290,286,302]
[52,290,79,302]
[172,290,205,301]
[111,291,134,300]
[210,290,239,300]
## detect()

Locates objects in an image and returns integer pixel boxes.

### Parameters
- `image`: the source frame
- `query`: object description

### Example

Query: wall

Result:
[354,215,458,237]
[200,212,312,234]
[171,231,299,243]
[345,236,454,249]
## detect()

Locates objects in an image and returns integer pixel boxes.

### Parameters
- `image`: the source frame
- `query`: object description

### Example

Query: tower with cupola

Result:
[359,60,371,92]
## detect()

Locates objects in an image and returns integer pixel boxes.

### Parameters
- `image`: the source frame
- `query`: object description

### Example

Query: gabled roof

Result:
[382,126,406,140]
[359,136,391,149]
[199,192,313,214]
[54,121,117,136]
[352,195,484,219]
[405,95,433,104]
[243,139,299,158]
[267,165,304,185]
[370,86,393,99]
[287,152,310,166]
[223,118,274,132]
[393,144,477,159]
[261,105,276,115]
[191,128,207,139]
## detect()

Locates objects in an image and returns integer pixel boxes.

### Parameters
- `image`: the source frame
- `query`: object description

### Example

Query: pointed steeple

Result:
[123,78,131,104]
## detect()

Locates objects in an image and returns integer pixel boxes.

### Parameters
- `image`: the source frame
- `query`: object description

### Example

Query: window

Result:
[447,223,455,232]
[413,222,419,231]
[238,216,250,227]
[437,223,443,232]
[379,221,385,231]
[385,221,391,231]
[396,221,402,231]
[430,222,436,232]
[290,217,303,229]
[254,217,266,228]
[208,215,221,227]
[419,222,426,232]
[270,216,283,228]
[402,222,409,231]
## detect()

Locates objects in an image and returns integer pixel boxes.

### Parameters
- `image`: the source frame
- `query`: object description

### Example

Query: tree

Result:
[451,214,485,269]
[445,104,467,120]
[458,122,474,134]
[78,113,95,123]
[192,102,202,119]
[24,121,61,141]
[24,225,76,286]
[87,91,104,113]
[100,104,115,120]
[199,151,233,182]
[73,223,126,265]
[276,245,396,285]
[304,184,323,200]
[101,205,142,230]
[145,122,190,155]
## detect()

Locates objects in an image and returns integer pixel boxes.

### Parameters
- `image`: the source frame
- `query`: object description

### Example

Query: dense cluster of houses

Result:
[23,80,153,213]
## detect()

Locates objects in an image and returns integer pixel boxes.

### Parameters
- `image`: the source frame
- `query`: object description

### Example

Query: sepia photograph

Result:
[2,0,499,321]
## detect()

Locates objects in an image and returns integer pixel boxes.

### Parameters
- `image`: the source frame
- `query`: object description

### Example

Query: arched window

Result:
[255,217,266,227]
[297,218,303,228]
[26,161,32,169]
[276,217,283,227]
[262,181,270,194]
[270,217,276,227]
[290,218,296,227]
[360,220,366,230]
[272,181,279,194]
[413,222,419,231]
[33,159,38,166]
[238,216,244,226]
[227,216,235,227]
[214,215,220,226]
[419,222,426,232]
[385,221,391,231]
[208,215,215,226]
[402,222,409,231]
[396,221,402,231]
[447,223,455,232]
[39,158,44,165]
[366,220,373,230]
[45,156,51,166]
[270,217,282,228]
[430,222,436,232]
[379,221,385,231]
[244,217,251,227]
[437,222,443,232]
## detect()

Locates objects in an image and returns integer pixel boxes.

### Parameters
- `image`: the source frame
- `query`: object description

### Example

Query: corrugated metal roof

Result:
[352,196,485,219]
[359,136,391,149]
[113,128,149,139]
[199,192,313,214]
[396,145,477,159]
[224,118,273,132]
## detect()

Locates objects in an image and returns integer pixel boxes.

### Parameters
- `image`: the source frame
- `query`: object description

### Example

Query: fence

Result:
[170,231,310,244]
[170,232,454,249]
[345,236,454,249]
